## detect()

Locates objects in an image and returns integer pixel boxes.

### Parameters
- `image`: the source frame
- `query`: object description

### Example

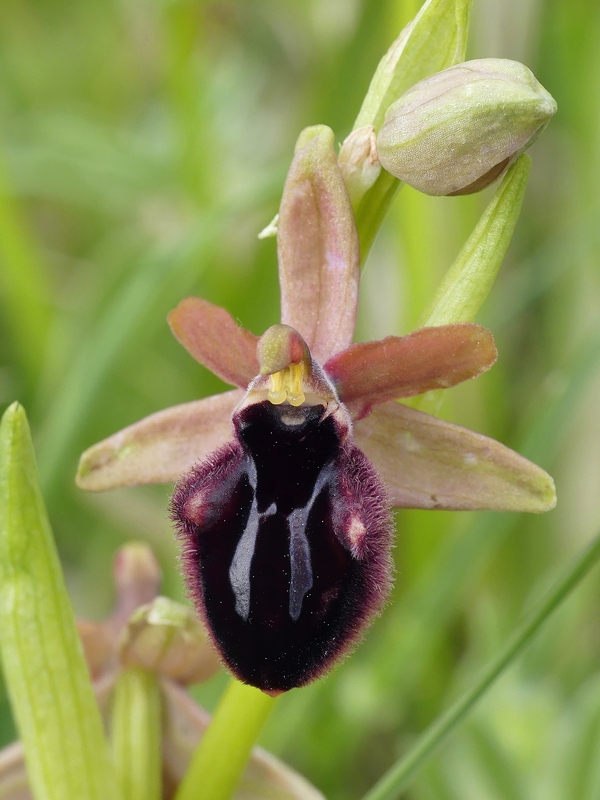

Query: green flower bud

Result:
[376,58,557,196]
[119,596,221,684]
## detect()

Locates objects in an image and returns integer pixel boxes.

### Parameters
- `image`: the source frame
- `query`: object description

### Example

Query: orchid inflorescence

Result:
[76,45,556,692]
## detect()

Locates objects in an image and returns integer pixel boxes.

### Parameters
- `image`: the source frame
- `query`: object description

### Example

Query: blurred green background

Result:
[1,0,600,798]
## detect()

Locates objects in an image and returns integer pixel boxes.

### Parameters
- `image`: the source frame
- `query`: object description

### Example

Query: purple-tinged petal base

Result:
[354,400,556,512]
[76,390,242,491]
[278,126,360,364]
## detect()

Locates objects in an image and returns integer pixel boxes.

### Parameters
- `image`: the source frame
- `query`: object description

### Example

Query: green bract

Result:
[420,155,531,326]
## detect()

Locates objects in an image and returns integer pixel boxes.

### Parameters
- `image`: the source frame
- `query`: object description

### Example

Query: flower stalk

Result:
[175,679,279,800]
[111,667,162,800]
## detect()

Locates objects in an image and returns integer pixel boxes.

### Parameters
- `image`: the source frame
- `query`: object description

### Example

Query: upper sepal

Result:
[278,125,360,363]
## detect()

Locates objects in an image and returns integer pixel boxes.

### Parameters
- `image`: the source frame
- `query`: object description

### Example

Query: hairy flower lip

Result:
[171,386,393,692]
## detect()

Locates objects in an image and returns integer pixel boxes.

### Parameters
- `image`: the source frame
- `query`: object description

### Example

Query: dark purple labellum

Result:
[172,400,393,693]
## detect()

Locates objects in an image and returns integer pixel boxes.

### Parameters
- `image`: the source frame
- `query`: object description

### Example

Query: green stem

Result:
[111,667,162,800]
[355,170,401,264]
[362,529,600,800]
[175,678,278,800]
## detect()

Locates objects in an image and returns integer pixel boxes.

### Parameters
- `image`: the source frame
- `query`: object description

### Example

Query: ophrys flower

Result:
[77,126,555,694]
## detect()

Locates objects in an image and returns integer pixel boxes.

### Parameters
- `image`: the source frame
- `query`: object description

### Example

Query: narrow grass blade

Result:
[0,160,52,388]
[361,529,600,800]
[0,402,120,800]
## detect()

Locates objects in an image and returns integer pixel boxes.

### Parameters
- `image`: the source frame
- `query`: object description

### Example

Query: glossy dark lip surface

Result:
[173,401,393,692]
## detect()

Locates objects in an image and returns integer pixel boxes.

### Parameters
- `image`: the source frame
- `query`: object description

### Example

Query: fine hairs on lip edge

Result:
[171,400,394,694]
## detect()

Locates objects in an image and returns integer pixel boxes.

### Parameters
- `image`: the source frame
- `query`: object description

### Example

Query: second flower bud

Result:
[376,58,557,196]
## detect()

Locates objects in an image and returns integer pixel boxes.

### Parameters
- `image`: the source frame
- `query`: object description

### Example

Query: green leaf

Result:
[0,402,121,800]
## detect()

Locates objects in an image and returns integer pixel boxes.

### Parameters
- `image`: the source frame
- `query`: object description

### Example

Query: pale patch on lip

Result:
[280,411,306,426]
[183,490,208,526]
[347,516,367,551]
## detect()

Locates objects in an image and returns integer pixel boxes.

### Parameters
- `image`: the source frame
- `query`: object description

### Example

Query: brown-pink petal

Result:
[76,619,115,680]
[325,324,497,416]
[76,390,242,491]
[354,401,556,512]
[278,125,360,364]
[168,297,259,388]
[111,543,162,624]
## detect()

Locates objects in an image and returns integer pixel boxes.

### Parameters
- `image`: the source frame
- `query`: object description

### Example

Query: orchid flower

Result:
[77,125,555,694]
